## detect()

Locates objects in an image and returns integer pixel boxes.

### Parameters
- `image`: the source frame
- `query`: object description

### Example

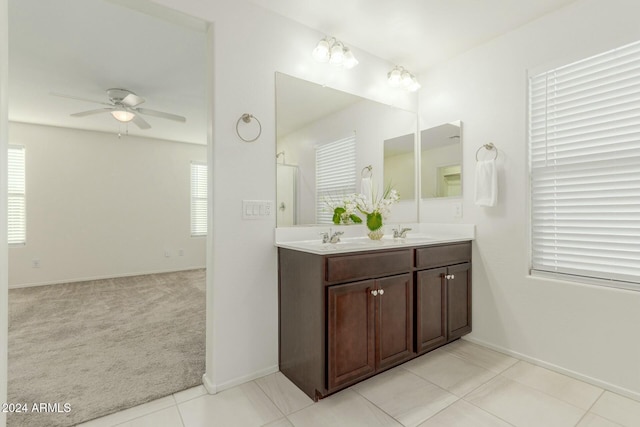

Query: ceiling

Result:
[8,0,208,144]
[8,0,578,144]
[251,0,579,73]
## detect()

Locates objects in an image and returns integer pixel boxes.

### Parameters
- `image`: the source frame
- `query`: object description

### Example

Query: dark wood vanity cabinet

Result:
[327,273,413,391]
[415,242,472,355]
[278,241,471,400]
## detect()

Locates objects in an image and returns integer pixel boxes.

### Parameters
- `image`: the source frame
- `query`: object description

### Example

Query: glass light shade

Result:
[401,71,413,87]
[312,39,330,62]
[408,78,421,92]
[329,43,345,65]
[342,48,358,69]
[387,67,402,87]
[111,109,135,122]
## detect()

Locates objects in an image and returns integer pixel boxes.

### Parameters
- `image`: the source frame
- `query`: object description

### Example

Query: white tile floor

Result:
[78,340,640,427]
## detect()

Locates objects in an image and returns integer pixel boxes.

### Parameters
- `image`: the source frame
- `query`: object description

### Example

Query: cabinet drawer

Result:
[415,242,471,269]
[326,250,412,283]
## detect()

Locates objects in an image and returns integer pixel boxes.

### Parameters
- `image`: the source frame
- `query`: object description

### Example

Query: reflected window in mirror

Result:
[421,121,462,199]
[316,135,357,224]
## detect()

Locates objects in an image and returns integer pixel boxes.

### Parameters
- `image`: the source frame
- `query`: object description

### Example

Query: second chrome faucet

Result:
[320,228,344,244]
[393,226,412,238]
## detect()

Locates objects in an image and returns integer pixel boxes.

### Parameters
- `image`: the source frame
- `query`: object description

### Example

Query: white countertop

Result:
[275,223,474,255]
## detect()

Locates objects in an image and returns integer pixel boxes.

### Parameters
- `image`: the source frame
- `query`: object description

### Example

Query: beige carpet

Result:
[7,269,206,427]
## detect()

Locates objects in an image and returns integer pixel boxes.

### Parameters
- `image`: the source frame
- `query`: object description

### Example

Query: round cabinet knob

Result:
[444,274,450,280]
[371,290,378,296]
[451,274,455,279]
[378,289,384,295]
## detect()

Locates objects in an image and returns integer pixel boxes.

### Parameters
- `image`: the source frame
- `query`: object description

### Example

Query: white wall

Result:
[8,122,206,287]
[419,0,640,398]
[0,0,8,422]
[278,99,416,225]
[150,0,416,391]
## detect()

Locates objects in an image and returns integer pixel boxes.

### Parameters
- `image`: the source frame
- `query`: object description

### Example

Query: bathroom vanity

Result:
[277,236,472,400]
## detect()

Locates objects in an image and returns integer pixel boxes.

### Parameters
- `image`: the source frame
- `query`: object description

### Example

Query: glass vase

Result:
[367,228,384,240]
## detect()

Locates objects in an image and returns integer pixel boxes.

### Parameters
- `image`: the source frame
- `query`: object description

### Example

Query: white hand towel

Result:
[361,177,373,208]
[475,159,497,207]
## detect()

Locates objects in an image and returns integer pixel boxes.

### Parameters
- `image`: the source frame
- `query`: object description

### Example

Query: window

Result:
[316,134,357,224]
[529,40,640,290]
[190,162,207,237]
[8,145,26,245]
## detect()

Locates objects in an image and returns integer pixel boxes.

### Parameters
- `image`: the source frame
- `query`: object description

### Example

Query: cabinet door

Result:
[416,267,447,354]
[376,274,413,370]
[447,263,471,340]
[327,280,376,391]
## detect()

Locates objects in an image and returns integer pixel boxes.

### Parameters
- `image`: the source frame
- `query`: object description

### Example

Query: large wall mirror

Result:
[276,72,417,227]
[421,121,462,199]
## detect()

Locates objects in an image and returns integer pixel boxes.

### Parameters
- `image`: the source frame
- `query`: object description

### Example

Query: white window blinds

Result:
[190,162,207,237]
[316,135,357,224]
[529,40,640,289]
[8,145,26,245]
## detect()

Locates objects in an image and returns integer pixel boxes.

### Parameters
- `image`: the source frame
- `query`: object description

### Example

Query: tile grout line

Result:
[447,345,605,415]
[252,376,292,421]
[494,369,604,414]
[574,389,627,427]
[461,397,518,427]
[172,394,187,427]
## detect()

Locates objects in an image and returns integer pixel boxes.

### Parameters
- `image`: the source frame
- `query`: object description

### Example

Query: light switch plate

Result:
[242,200,274,220]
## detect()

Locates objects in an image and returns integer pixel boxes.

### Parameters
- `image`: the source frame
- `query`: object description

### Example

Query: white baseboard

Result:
[202,373,217,395]
[208,365,279,394]
[8,266,206,289]
[462,336,640,402]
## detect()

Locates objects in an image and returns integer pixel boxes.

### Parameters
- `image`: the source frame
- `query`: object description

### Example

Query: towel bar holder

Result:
[475,143,498,161]
[236,113,262,142]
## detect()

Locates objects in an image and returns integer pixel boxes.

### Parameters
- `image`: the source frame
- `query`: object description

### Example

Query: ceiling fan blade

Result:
[70,108,115,117]
[136,107,186,123]
[132,114,151,130]
[50,91,113,107]
[122,93,145,107]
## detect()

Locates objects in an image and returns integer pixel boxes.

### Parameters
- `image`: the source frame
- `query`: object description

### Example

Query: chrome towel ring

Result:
[236,113,262,142]
[475,143,498,161]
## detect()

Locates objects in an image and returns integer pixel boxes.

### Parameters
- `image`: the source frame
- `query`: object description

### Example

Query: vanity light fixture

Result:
[111,108,136,123]
[387,66,421,92]
[312,37,358,69]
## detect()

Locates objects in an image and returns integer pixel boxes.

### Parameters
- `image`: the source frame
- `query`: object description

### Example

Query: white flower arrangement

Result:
[354,182,400,232]
[323,181,399,233]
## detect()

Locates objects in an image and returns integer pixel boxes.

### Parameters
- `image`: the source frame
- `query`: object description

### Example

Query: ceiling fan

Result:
[50,88,187,130]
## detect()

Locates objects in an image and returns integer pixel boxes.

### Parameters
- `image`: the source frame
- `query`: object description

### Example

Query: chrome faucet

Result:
[329,230,344,243]
[320,228,344,244]
[393,226,412,238]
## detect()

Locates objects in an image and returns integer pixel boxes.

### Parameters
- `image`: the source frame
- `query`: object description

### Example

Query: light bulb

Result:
[408,78,421,92]
[401,71,413,87]
[111,109,135,122]
[329,42,345,65]
[387,67,402,87]
[312,38,330,62]
[342,48,358,69]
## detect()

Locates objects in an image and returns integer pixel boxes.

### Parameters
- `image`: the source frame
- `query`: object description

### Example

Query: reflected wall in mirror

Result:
[421,121,462,199]
[384,133,415,200]
[276,72,418,226]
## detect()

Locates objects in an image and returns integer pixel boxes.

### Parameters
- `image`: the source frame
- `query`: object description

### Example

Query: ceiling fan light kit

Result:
[51,88,187,130]
[111,108,135,123]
